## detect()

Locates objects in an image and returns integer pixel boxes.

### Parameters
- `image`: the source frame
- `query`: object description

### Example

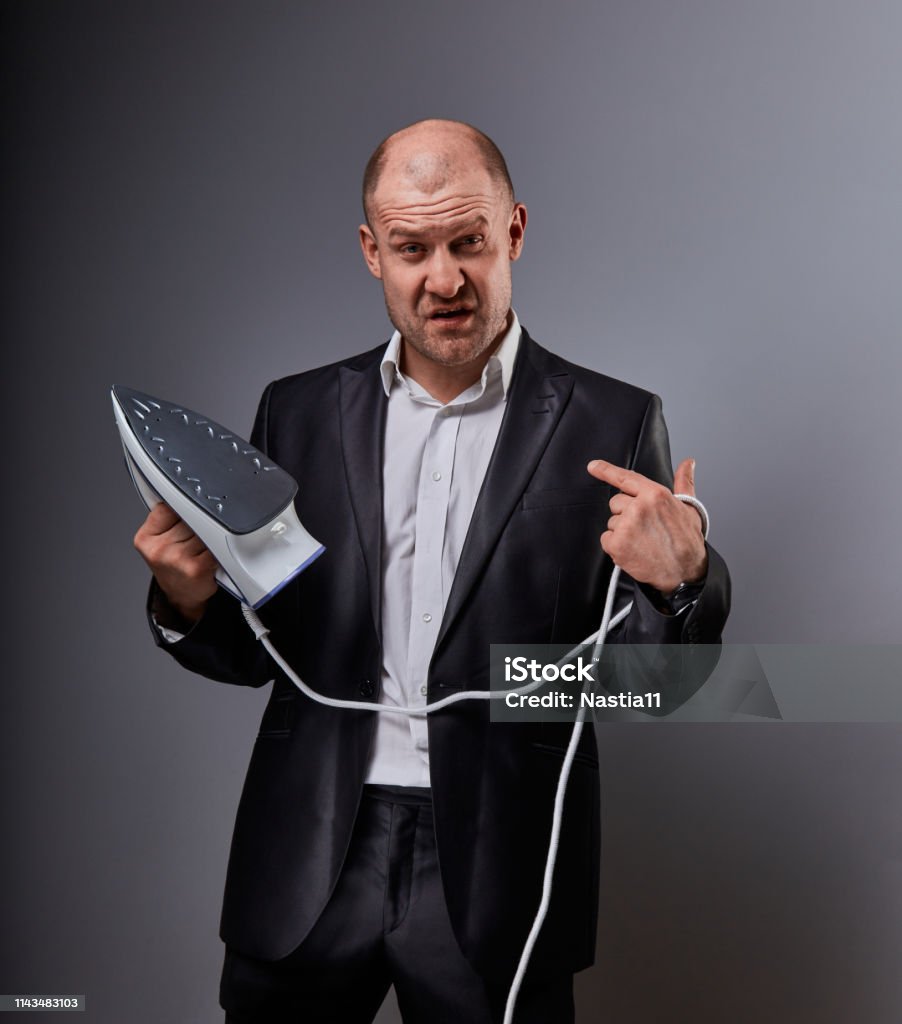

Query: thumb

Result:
[673,457,696,497]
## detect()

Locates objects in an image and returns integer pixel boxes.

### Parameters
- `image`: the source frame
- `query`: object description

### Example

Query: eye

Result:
[458,235,483,248]
[399,243,423,256]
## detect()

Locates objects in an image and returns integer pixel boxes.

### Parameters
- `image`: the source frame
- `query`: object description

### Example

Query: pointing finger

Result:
[587,459,643,496]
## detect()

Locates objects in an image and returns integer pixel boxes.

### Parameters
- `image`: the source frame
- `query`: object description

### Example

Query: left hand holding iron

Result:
[587,457,708,595]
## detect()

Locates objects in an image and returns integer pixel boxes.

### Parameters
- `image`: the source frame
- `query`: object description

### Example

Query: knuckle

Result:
[159,544,183,569]
[183,560,205,581]
[139,537,164,564]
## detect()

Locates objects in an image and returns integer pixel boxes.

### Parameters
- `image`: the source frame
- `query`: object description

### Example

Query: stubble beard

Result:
[386,294,511,369]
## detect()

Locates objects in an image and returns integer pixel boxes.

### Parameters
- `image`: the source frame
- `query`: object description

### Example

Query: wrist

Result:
[152,581,207,630]
[676,548,708,590]
[170,602,206,627]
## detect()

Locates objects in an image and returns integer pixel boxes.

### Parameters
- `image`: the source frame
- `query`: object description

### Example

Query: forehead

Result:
[370,142,507,237]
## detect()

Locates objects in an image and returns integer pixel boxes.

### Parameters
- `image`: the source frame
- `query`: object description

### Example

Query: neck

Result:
[398,348,488,404]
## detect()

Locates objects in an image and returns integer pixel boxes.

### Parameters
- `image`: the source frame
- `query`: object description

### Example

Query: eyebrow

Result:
[387,215,490,241]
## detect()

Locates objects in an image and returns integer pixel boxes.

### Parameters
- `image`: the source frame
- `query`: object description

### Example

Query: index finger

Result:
[143,501,182,534]
[586,459,645,496]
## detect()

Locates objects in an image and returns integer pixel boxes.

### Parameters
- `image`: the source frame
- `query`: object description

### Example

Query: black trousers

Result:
[221,785,574,1024]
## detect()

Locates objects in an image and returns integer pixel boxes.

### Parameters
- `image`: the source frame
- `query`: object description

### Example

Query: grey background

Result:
[3,1,901,1021]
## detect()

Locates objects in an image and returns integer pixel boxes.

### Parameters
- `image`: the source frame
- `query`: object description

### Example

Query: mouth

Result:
[429,307,473,323]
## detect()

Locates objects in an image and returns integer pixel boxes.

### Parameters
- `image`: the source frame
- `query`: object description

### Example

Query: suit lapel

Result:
[339,355,387,637]
[434,333,574,655]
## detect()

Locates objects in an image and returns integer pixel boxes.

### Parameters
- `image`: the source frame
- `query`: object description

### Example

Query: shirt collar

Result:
[380,310,522,400]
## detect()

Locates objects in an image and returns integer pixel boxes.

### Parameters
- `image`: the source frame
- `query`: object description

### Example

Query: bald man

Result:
[136,119,730,1023]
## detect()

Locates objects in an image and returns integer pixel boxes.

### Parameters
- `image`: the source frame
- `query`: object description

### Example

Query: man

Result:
[135,119,730,1023]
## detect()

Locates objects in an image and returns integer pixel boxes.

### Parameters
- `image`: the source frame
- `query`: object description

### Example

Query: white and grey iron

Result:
[112,385,324,608]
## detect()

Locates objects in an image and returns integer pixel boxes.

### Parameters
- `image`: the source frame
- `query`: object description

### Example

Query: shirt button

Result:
[432,471,442,481]
[420,684,428,696]
[359,679,375,698]
[422,612,432,623]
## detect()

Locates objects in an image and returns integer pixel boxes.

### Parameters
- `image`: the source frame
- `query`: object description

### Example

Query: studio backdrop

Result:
[3,2,901,1022]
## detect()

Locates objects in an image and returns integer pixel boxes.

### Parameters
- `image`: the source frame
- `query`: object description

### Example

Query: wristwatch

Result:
[659,579,706,615]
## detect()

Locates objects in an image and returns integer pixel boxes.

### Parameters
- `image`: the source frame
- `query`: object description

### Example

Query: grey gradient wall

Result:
[3,2,900,1021]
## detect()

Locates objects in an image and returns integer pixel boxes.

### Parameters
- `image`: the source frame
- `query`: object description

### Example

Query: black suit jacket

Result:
[152,329,730,983]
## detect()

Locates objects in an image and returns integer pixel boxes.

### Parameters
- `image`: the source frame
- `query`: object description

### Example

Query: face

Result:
[359,144,527,374]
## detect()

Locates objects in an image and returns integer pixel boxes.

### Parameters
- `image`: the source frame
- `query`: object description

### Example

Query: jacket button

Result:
[359,679,376,698]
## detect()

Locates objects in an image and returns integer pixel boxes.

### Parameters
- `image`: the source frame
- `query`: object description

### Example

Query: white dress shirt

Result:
[365,313,522,787]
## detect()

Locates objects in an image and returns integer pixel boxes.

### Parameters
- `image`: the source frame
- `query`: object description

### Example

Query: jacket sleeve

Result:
[603,393,732,708]
[612,393,731,640]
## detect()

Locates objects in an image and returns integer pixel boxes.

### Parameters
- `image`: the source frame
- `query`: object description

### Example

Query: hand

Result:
[133,503,219,624]
[586,457,708,595]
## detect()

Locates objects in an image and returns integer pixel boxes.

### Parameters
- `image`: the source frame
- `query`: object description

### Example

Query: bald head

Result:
[362,119,514,225]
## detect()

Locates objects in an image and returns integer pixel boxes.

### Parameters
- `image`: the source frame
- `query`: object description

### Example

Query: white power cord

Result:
[239,493,707,1023]
[241,600,632,713]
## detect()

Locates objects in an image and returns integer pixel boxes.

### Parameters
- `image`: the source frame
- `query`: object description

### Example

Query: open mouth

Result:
[430,308,471,322]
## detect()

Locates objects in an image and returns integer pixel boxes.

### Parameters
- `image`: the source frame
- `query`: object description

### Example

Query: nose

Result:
[424,248,464,298]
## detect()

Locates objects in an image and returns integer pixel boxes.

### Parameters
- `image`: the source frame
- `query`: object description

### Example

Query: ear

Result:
[508,202,527,261]
[359,224,383,280]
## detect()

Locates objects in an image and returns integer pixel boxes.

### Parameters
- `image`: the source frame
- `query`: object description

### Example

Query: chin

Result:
[426,338,494,367]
